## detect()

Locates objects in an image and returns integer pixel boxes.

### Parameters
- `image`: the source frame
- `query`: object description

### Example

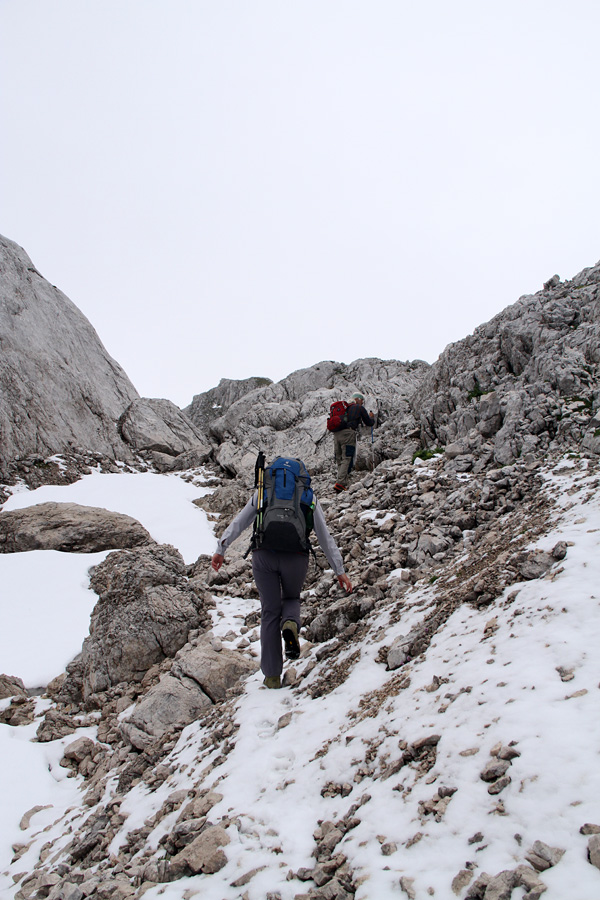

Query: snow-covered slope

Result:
[1,455,599,899]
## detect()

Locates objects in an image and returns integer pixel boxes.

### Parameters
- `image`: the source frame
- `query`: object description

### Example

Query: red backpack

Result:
[326,400,349,432]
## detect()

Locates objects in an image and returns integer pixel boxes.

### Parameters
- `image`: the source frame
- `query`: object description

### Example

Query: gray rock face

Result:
[119,673,213,751]
[190,358,429,482]
[120,636,257,750]
[0,501,153,553]
[412,262,600,465]
[0,235,216,479]
[119,398,211,461]
[61,544,210,704]
[0,234,140,474]
[184,376,274,432]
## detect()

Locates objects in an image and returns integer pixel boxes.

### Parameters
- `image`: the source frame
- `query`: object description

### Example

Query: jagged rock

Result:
[185,376,274,431]
[399,876,416,899]
[47,884,84,900]
[0,673,27,699]
[588,834,600,870]
[119,397,211,459]
[19,804,52,830]
[36,708,78,742]
[515,550,556,580]
[525,840,566,871]
[170,638,258,702]
[305,596,375,643]
[177,791,223,823]
[0,502,153,553]
[0,695,35,728]
[307,878,354,899]
[480,869,517,900]
[387,635,411,670]
[169,824,230,876]
[480,759,511,782]
[120,638,256,749]
[62,736,97,764]
[412,261,600,464]
[61,544,209,703]
[120,674,211,751]
[452,868,475,894]
[513,864,548,898]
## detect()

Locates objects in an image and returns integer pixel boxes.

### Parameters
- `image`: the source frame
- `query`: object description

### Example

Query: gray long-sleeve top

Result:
[216,491,345,576]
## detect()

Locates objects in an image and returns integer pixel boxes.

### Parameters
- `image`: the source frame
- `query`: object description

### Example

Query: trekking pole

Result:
[370,401,379,472]
[245,450,266,558]
[256,450,266,534]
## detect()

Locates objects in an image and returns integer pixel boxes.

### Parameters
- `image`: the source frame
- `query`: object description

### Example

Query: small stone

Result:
[399,875,416,899]
[468,832,484,844]
[231,866,266,887]
[480,759,510,782]
[488,774,511,795]
[588,834,600,870]
[19,805,52,831]
[452,868,474,895]
[525,840,565,871]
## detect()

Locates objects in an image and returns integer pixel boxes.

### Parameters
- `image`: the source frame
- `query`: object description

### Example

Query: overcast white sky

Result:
[2,1,600,408]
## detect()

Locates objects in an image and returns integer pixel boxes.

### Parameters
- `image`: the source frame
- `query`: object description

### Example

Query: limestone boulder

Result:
[120,637,257,749]
[119,397,211,459]
[119,674,213,751]
[60,544,210,704]
[0,674,28,700]
[0,502,153,553]
[170,638,258,702]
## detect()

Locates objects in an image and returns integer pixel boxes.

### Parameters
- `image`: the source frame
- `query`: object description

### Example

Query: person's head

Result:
[352,392,365,406]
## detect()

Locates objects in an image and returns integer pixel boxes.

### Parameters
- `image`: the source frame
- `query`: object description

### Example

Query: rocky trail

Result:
[2,444,600,900]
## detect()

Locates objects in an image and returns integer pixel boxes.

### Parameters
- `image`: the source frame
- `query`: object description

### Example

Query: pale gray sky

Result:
[2,1,599,407]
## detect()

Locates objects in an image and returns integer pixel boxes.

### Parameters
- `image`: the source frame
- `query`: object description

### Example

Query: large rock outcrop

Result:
[0,234,140,475]
[187,358,429,482]
[412,263,600,466]
[184,376,273,433]
[60,544,211,704]
[0,502,154,553]
[120,637,257,751]
[0,235,213,480]
[118,398,212,468]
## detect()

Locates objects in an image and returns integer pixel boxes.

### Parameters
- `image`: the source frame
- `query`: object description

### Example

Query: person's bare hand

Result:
[211,553,224,572]
[338,573,352,594]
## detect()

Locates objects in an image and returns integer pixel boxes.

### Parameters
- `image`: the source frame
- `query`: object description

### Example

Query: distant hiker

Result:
[329,392,375,492]
[211,454,352,689]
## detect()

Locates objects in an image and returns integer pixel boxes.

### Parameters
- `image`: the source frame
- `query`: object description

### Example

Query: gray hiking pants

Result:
[333,428,357,486]
[252,549,309,677]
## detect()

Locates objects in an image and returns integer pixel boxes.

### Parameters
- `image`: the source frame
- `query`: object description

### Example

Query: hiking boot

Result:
[281,620,301,660]
[334,482,347,493]
[263,675,281,689]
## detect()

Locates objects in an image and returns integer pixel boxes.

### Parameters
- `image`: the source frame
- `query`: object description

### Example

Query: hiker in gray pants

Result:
[211,491,352,688]
[333,392,375,491]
